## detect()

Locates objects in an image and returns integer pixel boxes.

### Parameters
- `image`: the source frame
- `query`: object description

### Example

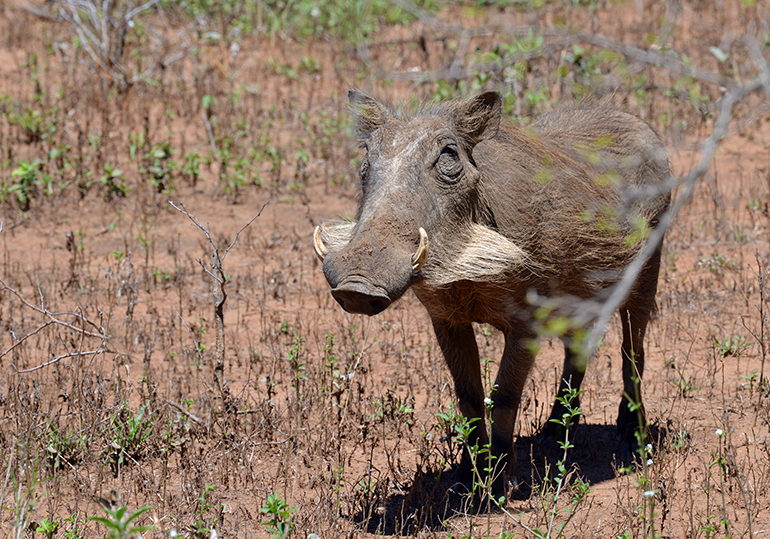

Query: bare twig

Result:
[169,200,269,263]
[12,348,107,374]
[201,113,219,154]
[169,200,268,416]
[0,277,109,365]
[223,202,269,258]
[0,279,104,340]
[57,0,185,91]
[0,321,55,361]
[124,0,160,23]
[165,399,205,426]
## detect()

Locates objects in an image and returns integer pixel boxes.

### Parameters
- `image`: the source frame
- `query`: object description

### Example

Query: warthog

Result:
[314,89,670,492]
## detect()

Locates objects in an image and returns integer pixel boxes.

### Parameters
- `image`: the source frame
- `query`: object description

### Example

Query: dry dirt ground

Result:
[1,0,770,538]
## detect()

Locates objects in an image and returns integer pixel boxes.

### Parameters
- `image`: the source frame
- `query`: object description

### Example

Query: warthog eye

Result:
[437,145,462,182]
[359,157,370,179]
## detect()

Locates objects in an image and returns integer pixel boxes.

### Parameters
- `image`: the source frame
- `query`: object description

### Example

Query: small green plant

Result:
[322,332,356,423]
[709,428,732,538]
[7,100,58,144]
[102,403,155,476]
[266,144,285,183]
[35,517,59,539]
[151,266,172,282]
[446,403,499,516]
[63,513,84,539]
[142,140,177,194]
[260,493,296,539]
[89,502,153,539]
[182,151,203,186]
[673,368,699,398]
[530,384,591,539]
[299,55,321,73]
[670,428,690,453]
[129,130,147,161]
[702,253,735,274]
[41,419,86,472]
[434,402,466,472]
[742,370,758,392]
[712,334,750,358]
[288,330,307,400]
[100,163,129,199]
[135,216,154,256]
[5,159,50,210]
[370,392,415,429]
[192,483,218,538]
[1,451,48,539]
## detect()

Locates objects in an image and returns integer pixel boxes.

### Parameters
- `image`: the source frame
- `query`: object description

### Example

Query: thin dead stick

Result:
[58,0,188,91]
[169,200,268,415]
[0,278,105,340]
[12,349,106,374]
[0,321,55,360]
[223,202,269,258]
[168,200,269,264]
[165,399,205,425]
[0,279,108,367]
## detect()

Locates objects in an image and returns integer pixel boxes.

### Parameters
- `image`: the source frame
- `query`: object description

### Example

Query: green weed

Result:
[41,419,86,473]
[100,163,129,199]
[35,517,59,539]
[102,403,155,477]
[712,334,750,358]
[260,492,297,539]
[192,483,219,538]
[89,502,153,539]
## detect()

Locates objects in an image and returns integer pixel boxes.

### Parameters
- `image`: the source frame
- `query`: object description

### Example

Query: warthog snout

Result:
[315,224,430,316]
[330,279,391,316]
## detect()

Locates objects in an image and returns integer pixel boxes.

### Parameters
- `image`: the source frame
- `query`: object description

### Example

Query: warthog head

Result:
[314,89,504,316]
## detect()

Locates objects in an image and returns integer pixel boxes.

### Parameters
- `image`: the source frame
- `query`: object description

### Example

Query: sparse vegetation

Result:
[1,0,770,537]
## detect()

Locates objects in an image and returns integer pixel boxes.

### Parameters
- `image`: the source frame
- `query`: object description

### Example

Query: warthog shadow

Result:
[352,421,666,535]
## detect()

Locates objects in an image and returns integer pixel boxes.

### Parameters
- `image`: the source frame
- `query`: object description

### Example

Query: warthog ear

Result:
[454,91,501,147]
[348,88,392,139]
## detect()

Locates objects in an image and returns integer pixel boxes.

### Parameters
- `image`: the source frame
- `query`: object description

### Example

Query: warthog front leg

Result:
[431,319,486,487]
[434,319,536,495]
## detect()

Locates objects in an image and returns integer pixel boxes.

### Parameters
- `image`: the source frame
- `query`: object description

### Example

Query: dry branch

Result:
[379,1,746,93]
[56,0,188,91]
[169,200,268,416]
[0,277,112,374]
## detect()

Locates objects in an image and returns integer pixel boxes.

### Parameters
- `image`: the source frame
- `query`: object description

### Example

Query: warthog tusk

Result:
[313,225,328,261]
[412,228,429,273]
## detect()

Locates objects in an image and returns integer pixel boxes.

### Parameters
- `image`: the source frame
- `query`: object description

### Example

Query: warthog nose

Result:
[331,281,391,316]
